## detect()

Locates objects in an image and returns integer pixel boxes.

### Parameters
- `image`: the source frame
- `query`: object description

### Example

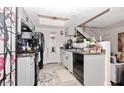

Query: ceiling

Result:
[24,7,124,29]
[24,7,87,28]
[86,7,124,28]
[24,7,104,27]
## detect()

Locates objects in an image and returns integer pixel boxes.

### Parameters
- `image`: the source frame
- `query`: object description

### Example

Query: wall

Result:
[87,24,124,53]
[83,28,105,41]
[35,27,65,64]
[100,26,124,53]
[83,26,124,53]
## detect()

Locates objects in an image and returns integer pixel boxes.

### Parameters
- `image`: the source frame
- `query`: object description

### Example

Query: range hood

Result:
[75,27,91,39]
[21,22,32,32]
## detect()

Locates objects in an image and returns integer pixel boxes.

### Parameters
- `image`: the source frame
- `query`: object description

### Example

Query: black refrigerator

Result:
[33,32,45,85]
[38,33,45,69]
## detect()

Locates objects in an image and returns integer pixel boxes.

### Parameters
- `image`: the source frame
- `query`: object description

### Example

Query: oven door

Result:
[73,53,84,84]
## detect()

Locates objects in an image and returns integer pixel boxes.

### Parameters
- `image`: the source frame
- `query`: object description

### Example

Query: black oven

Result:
[73,53,84,84]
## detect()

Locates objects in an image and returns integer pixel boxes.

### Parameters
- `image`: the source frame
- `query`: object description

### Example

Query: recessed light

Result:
[22,27,27,30]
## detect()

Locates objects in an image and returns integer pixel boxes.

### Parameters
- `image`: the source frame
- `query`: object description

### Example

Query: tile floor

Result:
[38,63,82,86]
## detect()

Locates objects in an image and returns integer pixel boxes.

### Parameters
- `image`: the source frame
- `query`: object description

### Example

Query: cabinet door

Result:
[30,56,34,86]
[67,53,73,73]
[17,8,22,34]
[65,23,75,36]
[65,52,73,73]
[65,55,68,68]
[68,26,75,36]
[62,51,66,67]
[60,49,63,64]
[32,57,34,85]
[30,64,34,86]
[17,57,31,86]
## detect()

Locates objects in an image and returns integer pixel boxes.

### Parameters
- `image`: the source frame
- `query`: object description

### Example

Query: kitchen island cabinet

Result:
[83,54,105,86]
[60,48,106,86]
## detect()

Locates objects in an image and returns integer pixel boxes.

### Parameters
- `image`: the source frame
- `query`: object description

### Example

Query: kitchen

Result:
[1,7,124,86]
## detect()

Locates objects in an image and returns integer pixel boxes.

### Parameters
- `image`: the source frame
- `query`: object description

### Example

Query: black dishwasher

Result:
[73,53,84,84]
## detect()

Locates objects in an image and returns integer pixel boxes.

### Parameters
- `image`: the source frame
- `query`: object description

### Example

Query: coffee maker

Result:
[64,39,73,49]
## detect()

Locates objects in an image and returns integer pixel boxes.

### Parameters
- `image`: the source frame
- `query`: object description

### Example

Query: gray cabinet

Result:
[64,25,75,36]
[17,8,35,34]
[60,49,66,67]
[66,51,73,73]
[17,8,22,34]
[60,49,66,66]
[17,54,35,86]
[60,49,73,73]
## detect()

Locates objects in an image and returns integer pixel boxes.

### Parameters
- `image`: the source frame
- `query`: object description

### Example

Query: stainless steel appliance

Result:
[73,53,84,84]
[38,33,45,69]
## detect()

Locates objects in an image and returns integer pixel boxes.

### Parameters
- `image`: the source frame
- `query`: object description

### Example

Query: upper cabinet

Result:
[64,19,77,36]
[17,8,35,34]
[64,25,75,36]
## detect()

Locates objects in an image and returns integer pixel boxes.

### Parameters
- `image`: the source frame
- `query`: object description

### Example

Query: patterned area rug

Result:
[38,63,82,86]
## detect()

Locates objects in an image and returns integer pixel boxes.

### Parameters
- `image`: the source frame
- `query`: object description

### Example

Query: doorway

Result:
[46,31,58,63]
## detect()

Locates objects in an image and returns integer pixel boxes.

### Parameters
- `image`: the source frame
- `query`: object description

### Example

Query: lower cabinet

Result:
[60,49,73,73]
[17,54,35,86]
[60,49,66,67]
[66,51,73,73]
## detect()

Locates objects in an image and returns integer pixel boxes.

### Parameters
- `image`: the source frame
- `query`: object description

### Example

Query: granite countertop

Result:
[61,47,105,55]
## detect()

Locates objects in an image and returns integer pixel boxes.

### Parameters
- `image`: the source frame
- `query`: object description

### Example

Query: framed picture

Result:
[118,32,124,52]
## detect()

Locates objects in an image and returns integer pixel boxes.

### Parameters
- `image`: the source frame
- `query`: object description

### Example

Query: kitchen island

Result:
[60,48,106,86]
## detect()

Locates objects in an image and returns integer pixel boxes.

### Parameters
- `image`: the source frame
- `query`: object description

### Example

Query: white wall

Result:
[88,25,124,53]
[84,28,105,41]
[83,26,124,53]
[35,27,65,64]
[100,26,124,53]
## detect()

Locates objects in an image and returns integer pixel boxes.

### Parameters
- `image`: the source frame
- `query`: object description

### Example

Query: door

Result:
[46,31,59,63]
